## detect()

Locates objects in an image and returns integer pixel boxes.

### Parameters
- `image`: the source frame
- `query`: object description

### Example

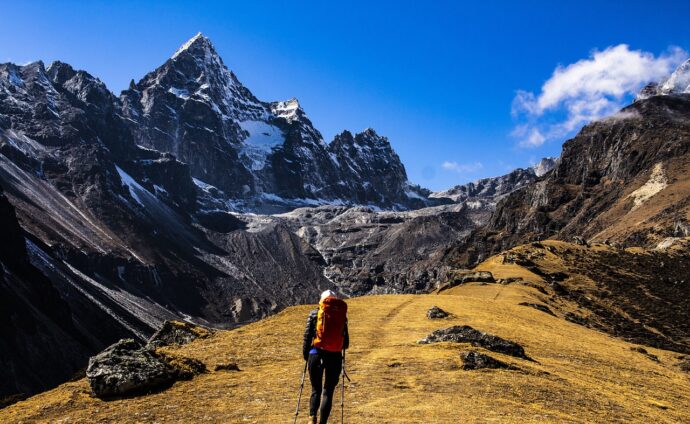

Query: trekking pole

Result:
[293,360,308,424]
[341,350,351,423]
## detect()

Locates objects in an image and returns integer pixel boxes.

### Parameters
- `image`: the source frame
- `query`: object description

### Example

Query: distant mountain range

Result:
[430,157,558,204]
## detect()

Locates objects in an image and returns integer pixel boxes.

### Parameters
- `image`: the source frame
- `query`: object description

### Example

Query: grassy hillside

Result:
[3,241,690,423]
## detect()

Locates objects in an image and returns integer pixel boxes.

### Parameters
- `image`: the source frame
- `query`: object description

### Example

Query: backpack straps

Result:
[302,309,317,360]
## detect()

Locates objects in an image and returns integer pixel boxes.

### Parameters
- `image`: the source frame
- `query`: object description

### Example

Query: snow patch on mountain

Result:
[168,87,190,100]
[116,165,147,207]
[238,120,285,170]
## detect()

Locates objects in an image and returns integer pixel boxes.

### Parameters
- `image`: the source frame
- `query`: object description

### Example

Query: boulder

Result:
[147,320,212,349]
[418,325,528,359]
[461,351,514,370]
[86,339,176,398]
[427,306,450,319]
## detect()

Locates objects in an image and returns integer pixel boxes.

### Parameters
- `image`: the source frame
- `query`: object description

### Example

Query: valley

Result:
[1,30,690,422]
[2,240,689,422]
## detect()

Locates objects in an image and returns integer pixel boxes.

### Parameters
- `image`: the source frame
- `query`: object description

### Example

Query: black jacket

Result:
[302,309,349,360]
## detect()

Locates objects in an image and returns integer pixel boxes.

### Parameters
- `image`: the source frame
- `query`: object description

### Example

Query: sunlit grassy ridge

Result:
[3,243,690,423]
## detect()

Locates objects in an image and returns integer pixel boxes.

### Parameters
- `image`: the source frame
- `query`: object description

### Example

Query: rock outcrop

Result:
[460,351,515,370]
[86,339,178,397]
[427,306,450,319]
[86,339,205,398]
[419,325,528,359]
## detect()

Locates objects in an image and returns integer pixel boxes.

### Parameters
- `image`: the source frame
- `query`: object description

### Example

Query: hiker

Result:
[302,290,349,424]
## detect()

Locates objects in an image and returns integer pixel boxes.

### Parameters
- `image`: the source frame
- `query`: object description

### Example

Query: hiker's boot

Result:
[308,415,317,424]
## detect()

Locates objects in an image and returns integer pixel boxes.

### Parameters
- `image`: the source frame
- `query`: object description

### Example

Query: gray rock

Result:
[86,339,176,398]
[427,306,450,319]
[419,325,528,359]
[461,351,514,370]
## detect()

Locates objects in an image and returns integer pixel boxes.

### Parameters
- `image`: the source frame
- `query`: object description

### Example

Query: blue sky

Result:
[1,1,689,191]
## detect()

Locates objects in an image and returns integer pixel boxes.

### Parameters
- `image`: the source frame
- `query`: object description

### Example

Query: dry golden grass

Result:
[3,277,689,423]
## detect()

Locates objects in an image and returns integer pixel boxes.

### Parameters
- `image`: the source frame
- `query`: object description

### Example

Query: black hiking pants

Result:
[308,349,342,423]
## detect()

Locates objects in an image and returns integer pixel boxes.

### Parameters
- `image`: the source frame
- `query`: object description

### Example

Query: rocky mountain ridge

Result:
[120,33,432,212]
[448,93,690,267]
[430,157,558,204]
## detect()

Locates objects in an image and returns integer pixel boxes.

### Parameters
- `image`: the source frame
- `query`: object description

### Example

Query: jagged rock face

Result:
[329,129,428,208]
[120,34,257,197]
[270,204,480,295]
[120,33,433,211]
[531,157,559,177]
[0,185,96,400]
[0,60,197,214]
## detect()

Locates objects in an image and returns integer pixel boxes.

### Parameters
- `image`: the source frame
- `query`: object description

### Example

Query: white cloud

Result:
[442,161,483,173]
[511,125,546,148]
[512,44,687,147]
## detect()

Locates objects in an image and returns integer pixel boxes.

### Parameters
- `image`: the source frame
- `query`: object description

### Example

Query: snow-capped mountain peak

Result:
[171,32,212,60]
[637,58,690,100]
[119,34,435,210]
[531,157,558,177]
[660,59,690,95]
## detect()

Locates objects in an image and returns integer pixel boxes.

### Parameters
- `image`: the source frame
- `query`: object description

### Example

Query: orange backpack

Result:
[313,297,348,352]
